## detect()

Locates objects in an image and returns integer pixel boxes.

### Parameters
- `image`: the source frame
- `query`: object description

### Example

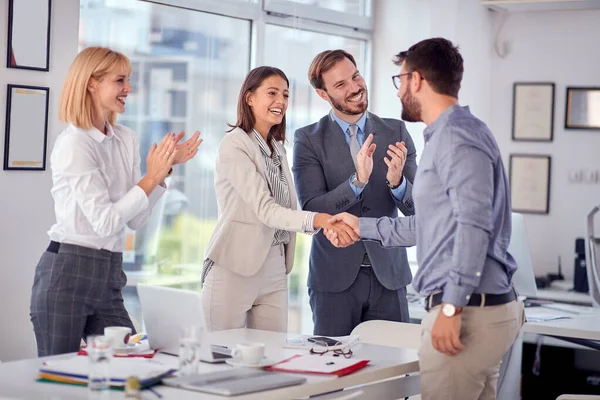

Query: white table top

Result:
[533,286,593,306]
[0,328,419,400]
[408,299,600,343]
[522,306,600,341]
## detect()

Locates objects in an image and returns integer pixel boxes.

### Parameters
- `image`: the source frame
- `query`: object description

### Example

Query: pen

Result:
[146,386,163,398]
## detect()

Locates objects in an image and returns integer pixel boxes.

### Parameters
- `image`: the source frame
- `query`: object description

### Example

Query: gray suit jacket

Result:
[293,112,417,292]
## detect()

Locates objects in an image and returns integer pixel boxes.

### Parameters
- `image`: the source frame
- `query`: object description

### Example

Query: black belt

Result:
[424,289,516,312]
[47,241,61,254]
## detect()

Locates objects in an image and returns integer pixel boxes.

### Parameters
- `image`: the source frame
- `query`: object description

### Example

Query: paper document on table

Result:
[526,313,573,322]
[266,354,369,376]
[284,335,360,351]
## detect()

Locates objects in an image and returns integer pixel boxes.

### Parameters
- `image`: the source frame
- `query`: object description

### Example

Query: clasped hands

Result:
[319,213,361,248]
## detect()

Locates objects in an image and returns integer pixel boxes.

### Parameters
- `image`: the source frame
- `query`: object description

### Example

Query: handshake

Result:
[314,213,361,248]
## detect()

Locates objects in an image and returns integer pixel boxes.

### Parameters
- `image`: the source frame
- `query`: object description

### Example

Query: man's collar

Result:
[330,110,368,134]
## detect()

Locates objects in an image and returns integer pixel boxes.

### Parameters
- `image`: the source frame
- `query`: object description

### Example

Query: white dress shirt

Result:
[47,123,165,252]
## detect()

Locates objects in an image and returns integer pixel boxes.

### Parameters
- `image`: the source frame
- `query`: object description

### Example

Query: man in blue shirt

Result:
[326,38,524,400]
[293,49,418,336]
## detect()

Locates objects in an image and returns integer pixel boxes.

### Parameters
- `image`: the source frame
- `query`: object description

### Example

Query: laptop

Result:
[137,283,231,362]
[162,369,306,396]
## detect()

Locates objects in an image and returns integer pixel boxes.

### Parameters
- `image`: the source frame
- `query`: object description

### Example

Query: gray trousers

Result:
[30,242,134,357]
[309,267,410,336]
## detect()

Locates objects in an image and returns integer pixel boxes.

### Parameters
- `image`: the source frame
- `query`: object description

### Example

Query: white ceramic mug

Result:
[103,326,132,350]
[231,342,265,365]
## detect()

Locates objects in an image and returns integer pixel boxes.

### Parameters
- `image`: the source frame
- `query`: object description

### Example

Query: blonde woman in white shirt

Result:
[201,66,357,333]
[29,47,202,356]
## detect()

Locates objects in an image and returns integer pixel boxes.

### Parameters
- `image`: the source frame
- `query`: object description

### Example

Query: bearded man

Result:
[292,49,418,336]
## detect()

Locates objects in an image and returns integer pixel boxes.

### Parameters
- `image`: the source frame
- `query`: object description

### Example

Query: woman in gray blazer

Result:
[201,66,356,333]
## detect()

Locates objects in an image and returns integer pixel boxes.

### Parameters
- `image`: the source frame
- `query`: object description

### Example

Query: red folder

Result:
[265,354,370,377]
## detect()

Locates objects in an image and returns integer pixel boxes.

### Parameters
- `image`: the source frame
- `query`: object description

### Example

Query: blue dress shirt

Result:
[330,111,407,200]
[359,105,516,307]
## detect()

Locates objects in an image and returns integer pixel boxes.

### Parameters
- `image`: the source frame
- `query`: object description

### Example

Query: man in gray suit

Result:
[292,49,418,336]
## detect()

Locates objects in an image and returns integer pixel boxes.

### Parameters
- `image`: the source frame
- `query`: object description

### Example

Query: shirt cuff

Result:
[390,177,407,200]
[442,281,476,307]
[115,185,150,222]
[348,175,365,198]
[358,217,379,241]
[303,211,320,235]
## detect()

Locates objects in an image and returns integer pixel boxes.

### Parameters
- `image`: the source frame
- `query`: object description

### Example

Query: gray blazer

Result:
[292,112,417,292]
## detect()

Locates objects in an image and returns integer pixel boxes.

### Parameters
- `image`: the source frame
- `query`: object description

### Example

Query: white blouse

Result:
[47,123,165,252]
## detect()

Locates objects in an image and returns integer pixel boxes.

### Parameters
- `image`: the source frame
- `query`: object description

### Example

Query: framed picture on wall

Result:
[509,154,551,214]
[512,82,555,141]
[565,87,600,130]
[6,0,52,71]
[3,84,50,171]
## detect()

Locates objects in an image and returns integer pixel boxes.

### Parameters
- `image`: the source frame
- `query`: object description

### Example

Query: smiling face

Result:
[88,67,132,121]
[246,74,289,136]
[318,57,368,117]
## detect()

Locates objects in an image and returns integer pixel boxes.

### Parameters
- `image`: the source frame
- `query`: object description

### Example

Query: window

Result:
[264,25,367,333]
[79,0,372,333]
[275,0,370,15]
[80,0,251,322]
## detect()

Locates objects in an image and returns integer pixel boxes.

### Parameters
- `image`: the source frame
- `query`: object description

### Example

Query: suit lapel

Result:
[278,142,297,211]
[247,131,268,178]
[324,114,356,176]
[365,112,390,167]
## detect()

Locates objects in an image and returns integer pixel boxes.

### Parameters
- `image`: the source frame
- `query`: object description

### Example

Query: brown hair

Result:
[59,46,131,129]
[228,66,289,154]
[308,49,356,90]
[393,38,463,98]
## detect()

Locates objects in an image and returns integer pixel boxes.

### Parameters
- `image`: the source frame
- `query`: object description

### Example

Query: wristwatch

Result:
[351,173,368,188]
[386,177,403,190]
[441,303,462,317]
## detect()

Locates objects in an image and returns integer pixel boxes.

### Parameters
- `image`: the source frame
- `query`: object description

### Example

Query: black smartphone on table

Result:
[307,336,342,347]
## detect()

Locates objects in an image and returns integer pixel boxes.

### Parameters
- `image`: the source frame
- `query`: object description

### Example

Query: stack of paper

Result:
[38,356,175,388]
[526,313,573,322]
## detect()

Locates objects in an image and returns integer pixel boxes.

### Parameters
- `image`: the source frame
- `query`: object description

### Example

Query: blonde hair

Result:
[58,47,132,129]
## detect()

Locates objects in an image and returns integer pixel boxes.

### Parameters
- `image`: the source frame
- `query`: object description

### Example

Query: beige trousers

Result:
[201,244,288,333]
[419,300,525,400]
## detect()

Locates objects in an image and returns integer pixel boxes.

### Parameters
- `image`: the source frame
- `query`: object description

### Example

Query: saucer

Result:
[225,357,276,368]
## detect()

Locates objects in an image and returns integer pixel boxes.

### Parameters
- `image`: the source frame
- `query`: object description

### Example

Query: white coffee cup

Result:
[231,342,265,365]
[104,326,132,350]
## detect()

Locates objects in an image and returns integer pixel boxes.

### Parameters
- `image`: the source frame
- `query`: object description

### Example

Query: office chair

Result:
[585,205,600,307]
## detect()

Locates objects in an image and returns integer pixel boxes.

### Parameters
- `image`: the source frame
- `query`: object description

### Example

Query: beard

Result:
[329,88,368,116]
[400,86,422,123]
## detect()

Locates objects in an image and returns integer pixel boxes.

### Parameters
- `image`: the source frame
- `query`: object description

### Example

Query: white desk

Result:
[533,280,593,306]
[0,328,419,400]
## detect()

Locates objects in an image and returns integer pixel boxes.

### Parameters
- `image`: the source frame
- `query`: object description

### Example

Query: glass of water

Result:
[87,335,112,397]
[178,325,203,376]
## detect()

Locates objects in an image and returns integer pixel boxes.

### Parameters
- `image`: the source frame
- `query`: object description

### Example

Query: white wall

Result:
[0,0,80,362]
[372,0,493,160]
[490,9,600,279]
[373,1,600,280]
[372,0,494,262]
